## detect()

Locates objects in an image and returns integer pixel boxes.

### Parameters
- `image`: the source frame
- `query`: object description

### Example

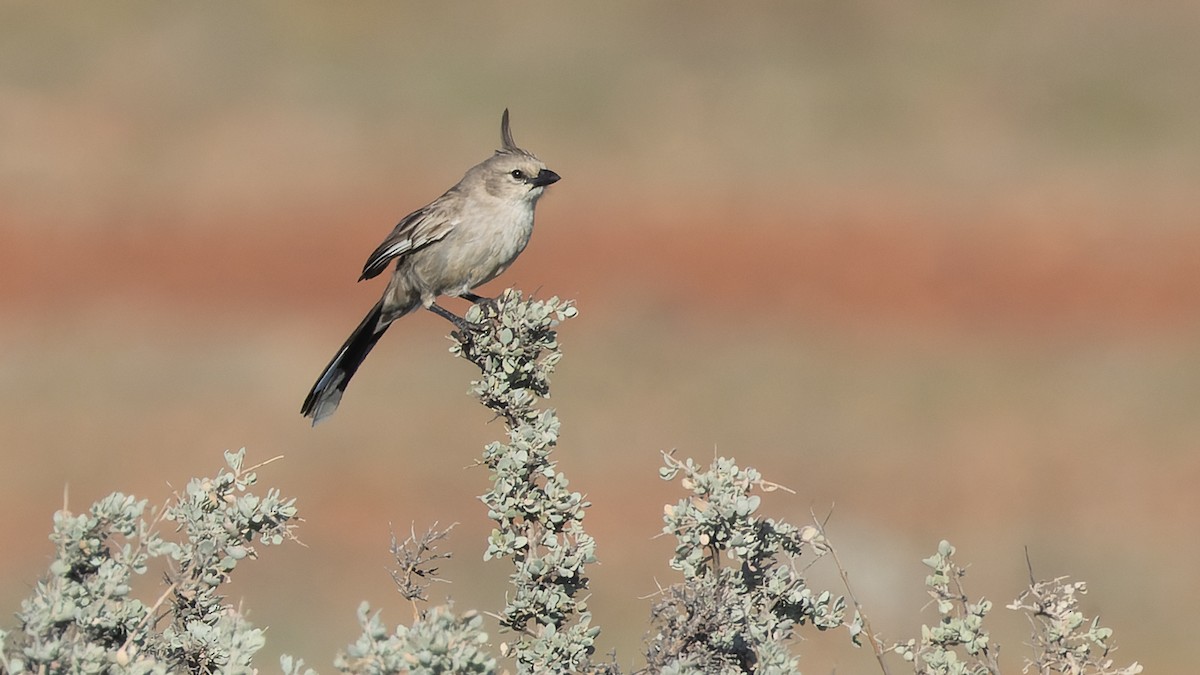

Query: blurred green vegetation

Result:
[3,2,1199,228]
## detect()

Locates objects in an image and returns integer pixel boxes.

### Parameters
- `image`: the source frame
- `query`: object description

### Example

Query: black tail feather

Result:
[301,301,390,425]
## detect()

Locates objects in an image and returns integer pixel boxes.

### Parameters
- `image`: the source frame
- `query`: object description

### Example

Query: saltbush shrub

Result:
[1,291,1140,675]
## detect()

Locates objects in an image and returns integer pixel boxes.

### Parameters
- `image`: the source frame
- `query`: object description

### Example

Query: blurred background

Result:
[2,2,1198,671]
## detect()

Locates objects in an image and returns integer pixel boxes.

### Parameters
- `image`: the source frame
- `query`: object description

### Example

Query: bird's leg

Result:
[426,302,477,331]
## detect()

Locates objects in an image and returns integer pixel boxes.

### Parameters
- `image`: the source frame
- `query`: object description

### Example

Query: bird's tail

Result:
[301,300,391,425]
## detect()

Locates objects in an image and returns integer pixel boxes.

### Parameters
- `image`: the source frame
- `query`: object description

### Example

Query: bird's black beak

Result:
[530,169,561,188]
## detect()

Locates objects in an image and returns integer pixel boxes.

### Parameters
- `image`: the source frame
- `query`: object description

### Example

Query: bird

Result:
[301,109,560,425]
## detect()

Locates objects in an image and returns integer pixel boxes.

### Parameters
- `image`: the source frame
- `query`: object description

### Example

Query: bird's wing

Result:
[359,201,458,281]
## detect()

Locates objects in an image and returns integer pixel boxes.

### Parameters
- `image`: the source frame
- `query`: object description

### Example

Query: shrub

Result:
[1,290,1141,674]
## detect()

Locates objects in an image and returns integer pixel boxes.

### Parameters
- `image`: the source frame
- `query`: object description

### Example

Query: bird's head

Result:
[476,109,560,202]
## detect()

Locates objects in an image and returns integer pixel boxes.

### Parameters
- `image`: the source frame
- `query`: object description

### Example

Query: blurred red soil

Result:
[3,204,1198,336]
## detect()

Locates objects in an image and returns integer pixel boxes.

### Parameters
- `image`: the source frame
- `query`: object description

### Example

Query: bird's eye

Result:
[510,169,525,180]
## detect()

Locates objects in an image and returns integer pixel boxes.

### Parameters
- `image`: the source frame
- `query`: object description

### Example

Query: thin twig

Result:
[119,581,178,655]
[811,507,892,675]
[242,454,286,475]
[1024,545,1037,587]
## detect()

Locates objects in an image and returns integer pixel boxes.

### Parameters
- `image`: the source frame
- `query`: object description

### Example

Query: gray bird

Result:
[301,110,560,425]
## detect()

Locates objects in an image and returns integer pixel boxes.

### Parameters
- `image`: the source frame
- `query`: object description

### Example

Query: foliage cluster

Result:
[2,291,1140,675]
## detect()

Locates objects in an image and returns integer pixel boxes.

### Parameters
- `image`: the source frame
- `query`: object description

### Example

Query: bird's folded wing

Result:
[359,205,458,280]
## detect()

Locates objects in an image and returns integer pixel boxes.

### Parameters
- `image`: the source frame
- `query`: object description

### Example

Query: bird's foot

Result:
[461,293,500,317]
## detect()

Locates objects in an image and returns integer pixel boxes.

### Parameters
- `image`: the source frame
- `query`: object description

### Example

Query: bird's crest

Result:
[500,108,520,153]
